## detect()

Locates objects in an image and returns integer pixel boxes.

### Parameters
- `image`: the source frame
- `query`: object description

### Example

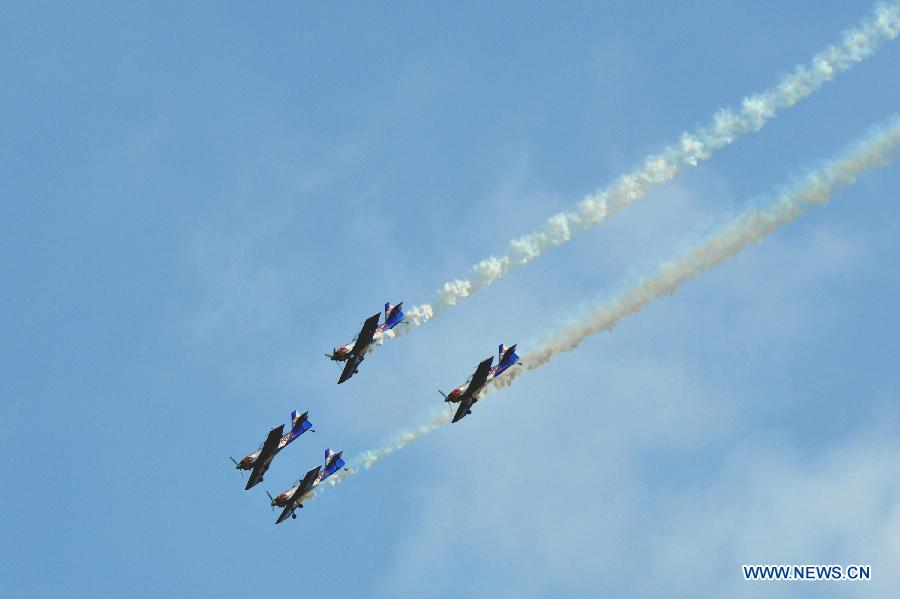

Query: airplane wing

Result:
[352,313,381,356]
[451,394,478,423]
[337,314,379,384]
[468,357,494,393]
[450,357,493,423]
[337,353,364,384]
[276,466,322,524]
[245,424,285,491]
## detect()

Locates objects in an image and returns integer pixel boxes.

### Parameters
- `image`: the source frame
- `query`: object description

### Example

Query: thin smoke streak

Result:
[321,114,900,495]
[393,1,900,332]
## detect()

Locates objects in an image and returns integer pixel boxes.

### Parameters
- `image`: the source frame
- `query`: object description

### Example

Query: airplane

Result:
[268,449,347,524]
[440,344,521,423]
[327,302,407,384]
[230,410,314,491]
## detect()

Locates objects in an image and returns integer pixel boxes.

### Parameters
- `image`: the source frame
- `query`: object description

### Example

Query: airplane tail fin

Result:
[384,301,405,328]
[291,410,316,440]
[290,410,313,435]
[500,343,519,366]
[322,449,345,477]
[333,453,346,472]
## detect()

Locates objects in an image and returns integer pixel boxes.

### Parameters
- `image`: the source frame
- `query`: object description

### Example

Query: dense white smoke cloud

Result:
[323,113,900,492]
[394,1,900,332]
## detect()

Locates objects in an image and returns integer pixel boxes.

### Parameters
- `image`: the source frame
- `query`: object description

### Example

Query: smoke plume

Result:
[323,113,900,492]
[394,2,900,332]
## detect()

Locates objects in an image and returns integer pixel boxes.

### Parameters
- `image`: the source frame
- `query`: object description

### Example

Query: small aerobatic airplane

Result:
[230,410,314,491]
[269,448,347,524]
[327,302,406,384]
[440,344,521,423]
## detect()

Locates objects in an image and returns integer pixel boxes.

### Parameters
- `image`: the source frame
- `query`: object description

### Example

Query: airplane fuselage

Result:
[330,340,356,362]
[237,433,294,470]
[235,415,312,471]
[329,302,406,362]
[442,345,520,406]
[330,334,384,362]
[271,452,345,512]
[273,487,310,508]
[444,383,470,403]
[237,449,261,470]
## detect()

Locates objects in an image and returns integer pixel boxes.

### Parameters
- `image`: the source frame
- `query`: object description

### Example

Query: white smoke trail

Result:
[323,405,453,488]
[502,116,900,381]
[396,1,900,331]
[321,114,900,493]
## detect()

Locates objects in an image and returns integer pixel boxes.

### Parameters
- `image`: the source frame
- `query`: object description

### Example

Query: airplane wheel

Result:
[291,514,296,519]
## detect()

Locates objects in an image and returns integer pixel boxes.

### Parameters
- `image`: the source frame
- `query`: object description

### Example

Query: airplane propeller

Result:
[326,350,346,369]
[229,457,246,480]
[266,490,275,512]
[438,390,449,402]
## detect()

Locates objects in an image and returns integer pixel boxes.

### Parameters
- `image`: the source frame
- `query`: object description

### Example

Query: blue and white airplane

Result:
[269,449,347,524]
[327,302,407,384]
[440,344,521,423]
[230,410,314,491]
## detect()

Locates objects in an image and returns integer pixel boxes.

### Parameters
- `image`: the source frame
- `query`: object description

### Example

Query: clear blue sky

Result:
[2,2,899,597]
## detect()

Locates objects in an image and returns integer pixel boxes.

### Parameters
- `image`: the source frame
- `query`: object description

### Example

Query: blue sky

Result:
[2,2,899,597]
